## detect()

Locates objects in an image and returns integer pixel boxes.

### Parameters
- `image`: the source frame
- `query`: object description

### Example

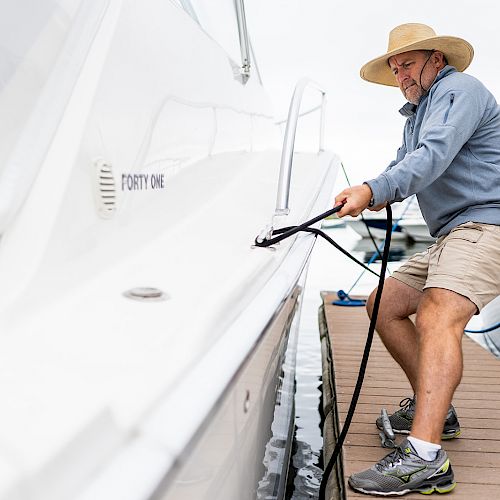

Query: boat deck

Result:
[320,291,500,499]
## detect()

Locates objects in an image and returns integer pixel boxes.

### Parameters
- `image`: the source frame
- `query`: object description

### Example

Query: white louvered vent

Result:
[94,159,116,219]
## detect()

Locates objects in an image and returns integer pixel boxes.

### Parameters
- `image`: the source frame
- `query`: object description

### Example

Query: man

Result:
[335,23,500,496]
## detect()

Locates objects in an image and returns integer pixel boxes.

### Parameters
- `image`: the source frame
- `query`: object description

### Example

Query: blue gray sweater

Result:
[366,66,500,237]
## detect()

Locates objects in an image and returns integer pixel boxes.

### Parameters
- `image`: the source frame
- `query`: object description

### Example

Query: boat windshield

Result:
[175,0,242,65]
[0,0,108,234]
[0,0,82,177]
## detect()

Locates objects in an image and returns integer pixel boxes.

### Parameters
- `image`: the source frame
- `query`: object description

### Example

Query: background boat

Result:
[344,196,434,243]
[398,218,434,242]
[344,216,407,240]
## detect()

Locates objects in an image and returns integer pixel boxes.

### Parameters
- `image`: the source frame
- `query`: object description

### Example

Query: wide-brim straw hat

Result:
[360,23,474,87]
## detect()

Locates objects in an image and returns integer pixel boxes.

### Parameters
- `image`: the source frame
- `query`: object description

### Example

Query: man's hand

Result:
[334,184,373,217]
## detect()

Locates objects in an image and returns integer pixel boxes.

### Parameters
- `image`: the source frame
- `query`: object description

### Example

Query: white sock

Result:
[407,436,441,461]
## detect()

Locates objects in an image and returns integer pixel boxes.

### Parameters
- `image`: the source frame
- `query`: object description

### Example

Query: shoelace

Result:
[377,446,406,470]
[398,396,415,413]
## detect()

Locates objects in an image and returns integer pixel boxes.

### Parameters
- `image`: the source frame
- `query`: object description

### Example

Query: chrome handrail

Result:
[275,78,326,215]
[274,104,322,125]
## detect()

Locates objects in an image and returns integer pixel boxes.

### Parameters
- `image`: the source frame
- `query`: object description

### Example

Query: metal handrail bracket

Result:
[234,0,251,81]
[275,78,326,216]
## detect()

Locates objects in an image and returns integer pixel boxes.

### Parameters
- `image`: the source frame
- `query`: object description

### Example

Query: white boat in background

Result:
[344,198,413,241]
[344,216,407,240]
[398,218,434,242]
[0,1,339,499]
[344,195,434,242]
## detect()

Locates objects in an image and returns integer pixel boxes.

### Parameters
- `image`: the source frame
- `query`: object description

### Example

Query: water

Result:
[286,226,414,499]
[285,294,324,499]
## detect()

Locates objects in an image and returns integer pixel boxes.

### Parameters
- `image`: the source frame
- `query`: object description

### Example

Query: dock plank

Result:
[321,291,500,499]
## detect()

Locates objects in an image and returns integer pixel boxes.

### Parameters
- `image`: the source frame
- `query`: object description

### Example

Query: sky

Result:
[245,0,500,186]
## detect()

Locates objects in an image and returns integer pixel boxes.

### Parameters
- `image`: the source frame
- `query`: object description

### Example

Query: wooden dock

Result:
[319,291,500,499]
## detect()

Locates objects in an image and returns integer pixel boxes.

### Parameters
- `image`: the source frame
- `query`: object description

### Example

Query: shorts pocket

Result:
[446,222,483,243]
[435,224,483,268]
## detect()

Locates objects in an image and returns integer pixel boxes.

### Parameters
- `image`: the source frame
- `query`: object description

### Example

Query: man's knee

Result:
[366,277,421,322]
[416,288,476,335]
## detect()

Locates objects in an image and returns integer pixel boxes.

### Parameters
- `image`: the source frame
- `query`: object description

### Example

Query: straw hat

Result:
[360,23,474,87]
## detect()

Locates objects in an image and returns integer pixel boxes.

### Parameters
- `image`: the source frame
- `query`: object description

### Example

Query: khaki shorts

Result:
[392,222,500,312]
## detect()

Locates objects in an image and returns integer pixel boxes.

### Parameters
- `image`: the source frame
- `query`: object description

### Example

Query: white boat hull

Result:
[0,1,340,497]
[155,283,303,500]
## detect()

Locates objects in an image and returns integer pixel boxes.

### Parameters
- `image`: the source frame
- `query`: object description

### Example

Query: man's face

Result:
[388,50,440,105]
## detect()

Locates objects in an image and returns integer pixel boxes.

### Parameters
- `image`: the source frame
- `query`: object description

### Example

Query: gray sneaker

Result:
[348,438,456,496]
[375,396,461,440]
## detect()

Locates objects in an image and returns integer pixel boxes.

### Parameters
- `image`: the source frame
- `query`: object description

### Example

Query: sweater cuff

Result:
[364,175,392,207]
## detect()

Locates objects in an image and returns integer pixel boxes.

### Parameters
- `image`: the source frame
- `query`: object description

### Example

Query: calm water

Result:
[286,226,417,499]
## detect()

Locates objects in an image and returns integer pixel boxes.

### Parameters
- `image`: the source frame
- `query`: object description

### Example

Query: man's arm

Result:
[365,88,484,206]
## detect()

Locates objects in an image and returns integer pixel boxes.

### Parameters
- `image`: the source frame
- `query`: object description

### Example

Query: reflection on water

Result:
[286,290,324,499]
[287,438,323,497]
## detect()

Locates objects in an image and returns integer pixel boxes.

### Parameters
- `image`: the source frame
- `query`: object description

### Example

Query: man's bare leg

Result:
[411,288,476,444]
[366,277,422,391]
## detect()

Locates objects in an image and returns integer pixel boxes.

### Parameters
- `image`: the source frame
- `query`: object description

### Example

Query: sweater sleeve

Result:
[384,138,408,174]
[365,88,484,206]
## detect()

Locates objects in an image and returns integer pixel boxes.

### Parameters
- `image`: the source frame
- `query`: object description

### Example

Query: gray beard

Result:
[404,85,424,105]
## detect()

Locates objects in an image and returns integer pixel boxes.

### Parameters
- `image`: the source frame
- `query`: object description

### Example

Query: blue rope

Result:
[464,321,500,334]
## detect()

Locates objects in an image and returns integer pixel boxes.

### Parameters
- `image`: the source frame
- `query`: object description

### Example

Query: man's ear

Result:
[433,50,446,67]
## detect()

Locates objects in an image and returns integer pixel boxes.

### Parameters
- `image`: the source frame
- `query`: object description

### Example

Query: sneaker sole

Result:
[441,429,461,440]
[349,480,456,496]
[419,480,457,495]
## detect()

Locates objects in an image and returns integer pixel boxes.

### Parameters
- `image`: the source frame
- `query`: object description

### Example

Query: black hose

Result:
[255,205,344,247]
[254,205,379,278]
[318,204,392,500]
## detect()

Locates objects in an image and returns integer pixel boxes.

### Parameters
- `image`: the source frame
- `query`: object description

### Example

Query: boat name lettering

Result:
[121,173,165,191]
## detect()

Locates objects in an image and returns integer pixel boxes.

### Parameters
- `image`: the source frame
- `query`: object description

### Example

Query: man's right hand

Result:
[334,184,373,217]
